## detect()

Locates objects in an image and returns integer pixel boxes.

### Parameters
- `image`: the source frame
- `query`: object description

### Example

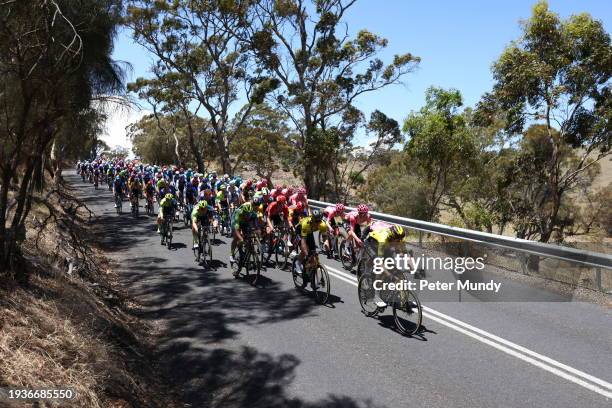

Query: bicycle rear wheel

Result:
[312,265,330,304]
[166,223,173,249]
[392,289,422,336]
[251,245,262,285]
[339,240,353,270]
[206,239,213,264]
[275,239,289,270]
[357,273,380,317]
[291,260,306,291]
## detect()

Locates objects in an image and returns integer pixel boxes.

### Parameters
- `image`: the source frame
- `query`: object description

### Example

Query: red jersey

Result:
[267,201,289,218]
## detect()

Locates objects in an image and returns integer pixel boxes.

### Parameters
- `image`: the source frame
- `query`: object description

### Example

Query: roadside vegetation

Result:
[125,1,611,245]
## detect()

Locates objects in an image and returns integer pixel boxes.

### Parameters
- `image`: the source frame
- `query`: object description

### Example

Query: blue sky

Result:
[105,0,611,147]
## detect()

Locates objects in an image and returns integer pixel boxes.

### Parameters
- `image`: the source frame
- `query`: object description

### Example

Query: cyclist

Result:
[112,175,125,208]
[364,225,414,306]
[128,175,142,208]
[215,184,230,232]
[289,187,308,213]
[144,180,156,210]
[346,204,372,248]
[157,193,177,236]
[264,194,290,263]
[294,210,327,275]
[191,201,215,250]
[227,179,241,207]
[230,201,258,271]
[322,203,346,255]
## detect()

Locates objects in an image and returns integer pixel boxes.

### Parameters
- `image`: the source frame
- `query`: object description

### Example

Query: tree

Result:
[475,1,611,242]
[0,0,124,271]
[231,104,295,183]
[403,87,479,221]
[125,0,277,174]
[127,113,215,167]
[235,0,419,198]
[328,110,402,202]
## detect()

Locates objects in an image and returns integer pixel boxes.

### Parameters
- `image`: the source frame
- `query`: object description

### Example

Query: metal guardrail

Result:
[308,199,612,271]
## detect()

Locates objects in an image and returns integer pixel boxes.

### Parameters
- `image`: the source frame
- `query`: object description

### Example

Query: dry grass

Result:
[0,173,178,408]
[0,277,107,407]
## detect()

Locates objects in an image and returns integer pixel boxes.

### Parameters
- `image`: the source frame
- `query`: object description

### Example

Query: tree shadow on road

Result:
[159,343,385,408]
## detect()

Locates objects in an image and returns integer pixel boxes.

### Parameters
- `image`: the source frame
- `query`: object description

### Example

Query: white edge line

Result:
[323,263,612,398]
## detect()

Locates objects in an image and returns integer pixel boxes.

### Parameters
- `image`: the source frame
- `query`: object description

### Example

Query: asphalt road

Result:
[71,174,612,408]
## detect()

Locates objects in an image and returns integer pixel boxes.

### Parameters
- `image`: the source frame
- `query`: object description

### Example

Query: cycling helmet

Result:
[357,204,369,215]
[311,209,323,222]
[252,196,262,205]
[256,181,264,190]
[242,202,253,212]
[297,187,306,195]
[229,180,236,186]
[261,187,269,196]
[281,188,289,197]
[175,171,179,175]
[276,195,286,204]
[389,225,405,239]
[165,193,173,200]
[335,203,345,213]
[219,184,227,190]
[196,202,208,211]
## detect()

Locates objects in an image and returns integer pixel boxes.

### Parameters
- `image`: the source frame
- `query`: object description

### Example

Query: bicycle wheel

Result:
[357,273,380,317]
[339,240,353,270]
[166,223,173,249]
[206,239,213,264]
[275,239,289,270]
[231,249,242,277]
[291,259,306,291]
[312,265,330,304]
[392,289,422,336]
[251,245,262,285]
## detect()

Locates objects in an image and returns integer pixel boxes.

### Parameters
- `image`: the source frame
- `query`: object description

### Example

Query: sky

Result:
[102,0,611,149]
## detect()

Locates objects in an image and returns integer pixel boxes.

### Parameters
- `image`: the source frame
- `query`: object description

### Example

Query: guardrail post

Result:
[418,231,422,248]
[595,268,602,292]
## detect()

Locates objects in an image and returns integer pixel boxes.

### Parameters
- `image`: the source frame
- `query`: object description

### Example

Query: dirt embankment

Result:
[0,174,180,407]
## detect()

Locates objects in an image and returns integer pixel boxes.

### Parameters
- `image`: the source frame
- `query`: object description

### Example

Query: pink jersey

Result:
[346,210,372,231]
[323,206,345,223]
[370,220,392,231]
[289,193,308,208]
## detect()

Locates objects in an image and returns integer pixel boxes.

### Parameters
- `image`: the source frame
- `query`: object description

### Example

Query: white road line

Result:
[323,263,612,399]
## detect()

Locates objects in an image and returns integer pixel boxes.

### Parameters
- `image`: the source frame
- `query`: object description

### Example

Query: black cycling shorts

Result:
[270,213,283,226]
[295,225,316,252]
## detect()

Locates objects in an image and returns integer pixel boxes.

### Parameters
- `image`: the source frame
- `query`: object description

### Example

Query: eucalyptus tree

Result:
[475,1,611,242]
[232,0,419,197]
[126,0,277,174]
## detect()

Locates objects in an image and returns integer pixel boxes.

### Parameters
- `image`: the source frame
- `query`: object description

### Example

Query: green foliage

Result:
[231,104,295,182]
[474,0,611,241]
[243,0,419,197]
[0,0,124,271]
[403,87,479,220]
[362,152,431,221]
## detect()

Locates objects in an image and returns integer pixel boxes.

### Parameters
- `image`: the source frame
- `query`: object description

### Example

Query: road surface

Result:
[71,174,612,408]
